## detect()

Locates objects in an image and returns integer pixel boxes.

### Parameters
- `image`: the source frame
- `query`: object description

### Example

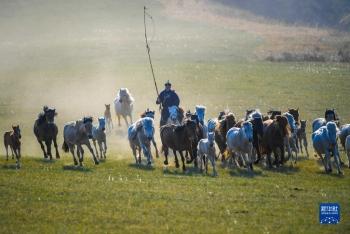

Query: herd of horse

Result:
[3,88,350,176]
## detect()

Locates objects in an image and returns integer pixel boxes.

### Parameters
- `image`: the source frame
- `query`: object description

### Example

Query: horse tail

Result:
[62,141,69,152]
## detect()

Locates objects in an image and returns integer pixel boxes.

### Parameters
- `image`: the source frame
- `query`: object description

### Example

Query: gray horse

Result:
[128,117,155,165]
[92,117,107,160]
[62,117,99,166]
[34,106,60,160]
[226,121,254,171]
[312,122,342,174]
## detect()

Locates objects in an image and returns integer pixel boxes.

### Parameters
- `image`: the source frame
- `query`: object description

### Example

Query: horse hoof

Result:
[95,160,100,165]
[163,160,168,165]
[175,164,180,169]
[56,155,60,159]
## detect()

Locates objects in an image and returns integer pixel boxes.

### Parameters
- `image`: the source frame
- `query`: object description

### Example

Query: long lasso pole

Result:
[144,6,162,110]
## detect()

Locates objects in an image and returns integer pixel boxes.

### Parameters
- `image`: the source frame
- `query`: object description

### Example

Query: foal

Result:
[3,125,22,168]
[104,104,113,132]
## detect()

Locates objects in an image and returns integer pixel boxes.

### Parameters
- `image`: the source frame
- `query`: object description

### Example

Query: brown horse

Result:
[261,115,290,168]
[4,125,22,168]
[214,112,236,161]
[160,119,197,171]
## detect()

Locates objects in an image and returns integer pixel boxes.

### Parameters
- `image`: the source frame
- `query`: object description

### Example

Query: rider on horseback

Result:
[156,80,180,126]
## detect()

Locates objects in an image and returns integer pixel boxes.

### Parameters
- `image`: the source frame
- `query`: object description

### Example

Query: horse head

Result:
[83,117,94,139]
[208,132,215,147]
[44,108,57,124]
[105,104,110,111]
[118,88,133,104]
[12,125,21,139]
[242,121,253,143]
[168,106,179,123]
[195,105,206,124]
[300,120,307,129]
[141,117,154,141]
[98,117,106,131]
[141,109,155,119]
[288,108,299,123]
[325,109,338,122]
[184,119,197,142]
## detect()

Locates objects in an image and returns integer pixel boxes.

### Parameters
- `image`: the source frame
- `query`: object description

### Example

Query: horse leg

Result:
[38,140,47,159]
[179,151,186,172]
[117,114,121,127]
[92,140,99,159]
[5,144,8,161]
[53,136,60,159]
[333,147,342,175]
[123,115,129,127]
[77,145,83,166]
[303,136,309,158]
[86,141,99,165]
[152,138,159,158]
[69,145,78,165]
[173,150,180,168]
[210,153,217,176]
[266,151,273,169]
[347,149,350,169]
[205,155,209,174]
[98,141,103,159]
[325,150,331,173]
[10,145,14,159]
[198,151,203,172]
[103,140,107,159]
[163,146,169,165]
[45,140,52,160]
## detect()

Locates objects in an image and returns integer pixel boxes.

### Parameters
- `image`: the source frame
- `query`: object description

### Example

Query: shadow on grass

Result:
[34,158,57,164]
[229,168,265,178]
[62,165,93,172]
[2,164,19,170]
[316,170,345,178]
[163,166,202,176]
[253,163,300,174]
[128,163,155,171]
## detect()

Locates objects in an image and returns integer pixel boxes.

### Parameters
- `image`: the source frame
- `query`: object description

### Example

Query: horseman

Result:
[156,80,180,126]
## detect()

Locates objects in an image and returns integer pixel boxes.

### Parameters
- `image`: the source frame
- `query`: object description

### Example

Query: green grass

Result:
[0,156,349,233]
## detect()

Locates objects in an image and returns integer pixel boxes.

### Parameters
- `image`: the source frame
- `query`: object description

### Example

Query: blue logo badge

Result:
[319,203,340,224]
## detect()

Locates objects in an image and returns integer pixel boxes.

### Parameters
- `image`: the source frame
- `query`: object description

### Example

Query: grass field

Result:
[0,0,350,233]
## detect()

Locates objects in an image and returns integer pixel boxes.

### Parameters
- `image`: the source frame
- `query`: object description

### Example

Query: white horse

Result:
[312,122,342,174]
[197,132,217,176]
[226,121,254,171]
[195,105,208,138]
[114,88,134,127]
[92,117,107,160]
[128,117,155,165]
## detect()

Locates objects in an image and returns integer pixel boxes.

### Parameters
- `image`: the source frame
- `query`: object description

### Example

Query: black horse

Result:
[33,106,60,160]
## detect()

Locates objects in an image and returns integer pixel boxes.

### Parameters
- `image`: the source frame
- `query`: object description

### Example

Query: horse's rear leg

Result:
[303,137,309,158]
[152,138,159,158]
[179,151,186,172]
[10,146,14,159]
[77,145,83,166]
[163,146,169,165]
[98,142,104,160]
[4,144,8,161]
[53,136,60,159]
[173,150,180,168]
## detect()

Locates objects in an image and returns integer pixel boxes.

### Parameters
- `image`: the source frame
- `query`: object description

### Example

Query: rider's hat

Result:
[164,80,171,86]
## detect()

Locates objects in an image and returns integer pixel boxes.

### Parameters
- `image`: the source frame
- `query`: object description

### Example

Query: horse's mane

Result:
[36,112,46,125]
